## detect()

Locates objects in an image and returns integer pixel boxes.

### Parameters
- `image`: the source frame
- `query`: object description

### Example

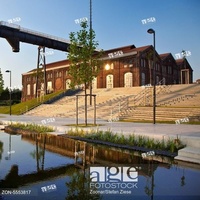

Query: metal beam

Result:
[0,21,70,52]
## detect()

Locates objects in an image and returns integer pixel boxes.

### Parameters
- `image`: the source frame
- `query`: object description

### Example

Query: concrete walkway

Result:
[0,114,200,164]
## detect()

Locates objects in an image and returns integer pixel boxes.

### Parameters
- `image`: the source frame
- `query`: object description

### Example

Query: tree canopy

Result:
[67,21,103,92]
[0,68,4,95]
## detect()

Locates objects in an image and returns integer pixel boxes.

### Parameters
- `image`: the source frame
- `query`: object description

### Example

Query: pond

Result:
[0,131,200,200]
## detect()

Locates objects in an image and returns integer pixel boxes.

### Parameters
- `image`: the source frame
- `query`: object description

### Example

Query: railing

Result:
[158,94,195,106]
[119,82,173,118]
[44,89,81,104]
[20,89,81,115]
[0,21,71,44]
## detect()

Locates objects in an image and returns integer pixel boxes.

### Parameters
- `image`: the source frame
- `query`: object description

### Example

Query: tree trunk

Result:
[149,60,152,85]
[84,83,87,126]
[89,81,92,106]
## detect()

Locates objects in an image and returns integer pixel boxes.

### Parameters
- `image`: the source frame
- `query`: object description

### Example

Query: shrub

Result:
[66,128,185,153]
[9,123,54,133]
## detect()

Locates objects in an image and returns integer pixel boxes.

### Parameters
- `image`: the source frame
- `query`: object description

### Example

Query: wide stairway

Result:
[25,84,200,122]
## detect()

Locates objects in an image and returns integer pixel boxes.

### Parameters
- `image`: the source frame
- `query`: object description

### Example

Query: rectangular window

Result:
[162,65,166,74]
[33,83,36,95]
[168,66,172,74]
[47,81,52,90]
[27,84,31,95]
[140,59,143,67]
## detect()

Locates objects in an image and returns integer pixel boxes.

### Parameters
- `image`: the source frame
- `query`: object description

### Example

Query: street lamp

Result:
[5,70,12,115]
[147,28,156,124]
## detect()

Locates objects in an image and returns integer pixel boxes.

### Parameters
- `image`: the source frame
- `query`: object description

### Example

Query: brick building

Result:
[21,44,193,101]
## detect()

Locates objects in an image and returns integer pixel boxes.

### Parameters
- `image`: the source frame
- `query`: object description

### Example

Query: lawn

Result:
[0,90,65,115]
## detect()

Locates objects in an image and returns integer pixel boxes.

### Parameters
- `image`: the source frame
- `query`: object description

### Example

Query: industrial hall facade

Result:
[21,44,193,101]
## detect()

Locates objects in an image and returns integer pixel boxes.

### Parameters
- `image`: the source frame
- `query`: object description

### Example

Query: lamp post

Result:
[147,29,156,124]
[5,70,12,115]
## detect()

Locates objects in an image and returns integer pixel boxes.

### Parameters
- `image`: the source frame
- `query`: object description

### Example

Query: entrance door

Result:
[92,77,97,89]
[66,79,71,89]
[106,74,113,88]
[124,72,133,87]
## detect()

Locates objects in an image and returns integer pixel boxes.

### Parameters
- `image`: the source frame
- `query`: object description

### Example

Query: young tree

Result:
[146,50,153,86]
[30,68,45,98]
[68,21,103,125]
[0,68,4,95]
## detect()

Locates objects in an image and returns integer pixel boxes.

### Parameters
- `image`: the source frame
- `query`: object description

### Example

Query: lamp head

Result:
[147,28,155,34]
[5,70,11,73]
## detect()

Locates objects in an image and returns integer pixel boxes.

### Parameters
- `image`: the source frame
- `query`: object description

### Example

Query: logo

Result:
[89,166,138,192]
[90,166,138,182]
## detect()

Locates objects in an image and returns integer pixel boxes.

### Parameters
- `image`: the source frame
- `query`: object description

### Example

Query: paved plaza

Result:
[1,114,199,139]
[1,114,200,164]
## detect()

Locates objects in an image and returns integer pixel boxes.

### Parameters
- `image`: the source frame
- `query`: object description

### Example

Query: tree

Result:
[0,68,4,96]
[67,21,103,125]
[31,68,45,98]
[145,50,153,86]
[66,170,102,200]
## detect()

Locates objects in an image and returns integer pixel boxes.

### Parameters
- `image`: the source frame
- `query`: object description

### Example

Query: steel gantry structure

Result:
[0,21,71,96]
[0,21,71,52]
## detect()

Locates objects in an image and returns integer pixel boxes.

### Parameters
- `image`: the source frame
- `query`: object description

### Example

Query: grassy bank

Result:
[9,123,54,133]
[67,128,185,153]
[0,90,65,115]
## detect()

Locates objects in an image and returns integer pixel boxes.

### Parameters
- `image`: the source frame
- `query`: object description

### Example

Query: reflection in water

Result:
[4,134,11,160]
[30,134,47,172]
[21,132,173,199]
[181,168,185,187]
[0,132,76,190]
[0,164,19,188]
[66,168,102,200]
[0,131,198,199]
[144,161,155,200]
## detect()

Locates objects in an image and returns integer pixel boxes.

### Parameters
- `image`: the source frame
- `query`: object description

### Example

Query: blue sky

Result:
[0,0,200,88]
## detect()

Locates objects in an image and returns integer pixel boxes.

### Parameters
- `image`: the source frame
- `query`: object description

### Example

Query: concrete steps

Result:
[175,147,200,164]
[25,84,200,121]
[120,106,200,121]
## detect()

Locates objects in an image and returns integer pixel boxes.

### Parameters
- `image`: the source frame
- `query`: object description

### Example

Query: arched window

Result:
[156,76,159,85]
[47,81,52,91]
[106,74,113,88]
[33,83,36,95]
[163,77,166,85]
[41,83,44,91]
[92,77,97,89]
[124,72,133,87]
[27,84,31,95]
[141,73,145,86]
[66,79,71,89]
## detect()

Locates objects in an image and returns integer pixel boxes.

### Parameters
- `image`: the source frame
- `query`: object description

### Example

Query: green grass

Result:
[67,128,185,153]
[9,123,54,133]
[0,90,65,115]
